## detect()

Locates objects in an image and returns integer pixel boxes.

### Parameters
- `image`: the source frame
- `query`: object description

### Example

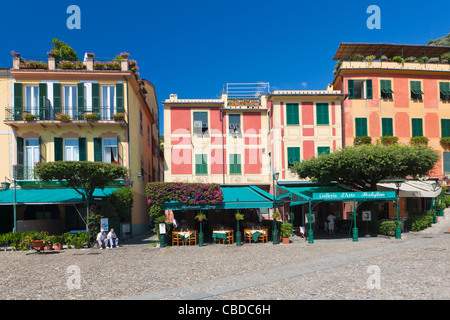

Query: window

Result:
[381,118,394,136]
[63,85,77,119]
[25,85,39,115]
[411,118,423,137]
[228,114,241,134]
[229,154,241,174]
[317,147,330,155]
[410,81,424,100]
[444,152,450,174]
[103,138,119,163]
[441,119,450,137]
[64,139,79,161]
[140,110,143,134]
[286,103,299,125]
[193,112,208,134]
[101,85,116,120]
[195,154,208,175]
[147,124,150,144]
[348,79,372,99]
[287,147,300,168]
[355,118,368,137]
[316,103,329,125]
[380,80,394,99]
[440,82,450,101]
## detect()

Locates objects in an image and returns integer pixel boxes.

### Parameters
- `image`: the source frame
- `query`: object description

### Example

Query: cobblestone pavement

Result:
[1,213,449,300]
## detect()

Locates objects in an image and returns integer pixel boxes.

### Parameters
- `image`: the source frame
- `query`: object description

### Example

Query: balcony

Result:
[338,60,450,73]
[4,106,127,128]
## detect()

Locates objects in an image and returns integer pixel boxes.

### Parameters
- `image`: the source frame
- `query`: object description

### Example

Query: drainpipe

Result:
[124,76,132,239]
[220,105,225,184]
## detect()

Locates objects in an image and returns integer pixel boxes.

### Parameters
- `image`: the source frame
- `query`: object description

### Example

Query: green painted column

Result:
[395,198,402,239]
[352,199,358,242]
[308,201,314,244]
[199,220,204,247]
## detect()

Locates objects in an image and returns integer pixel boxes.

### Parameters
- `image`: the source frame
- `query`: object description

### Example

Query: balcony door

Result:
[101,86,116,120]
[25,139,40,180]
[25,86,39,115]
[64,85,77,120]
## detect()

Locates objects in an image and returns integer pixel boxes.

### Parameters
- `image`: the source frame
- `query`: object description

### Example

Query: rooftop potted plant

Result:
[86,52,95,58]
[47,50,57,58]
[119,52,130,59]
[11,51,20,58]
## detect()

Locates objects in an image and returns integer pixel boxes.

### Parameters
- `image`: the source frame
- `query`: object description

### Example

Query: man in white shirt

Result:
[107,229,119,248]
[327,214,336,235]
[97,230,106,249]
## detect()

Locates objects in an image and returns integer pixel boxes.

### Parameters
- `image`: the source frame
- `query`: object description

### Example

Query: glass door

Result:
[64,85,77,120]
[101,86,116,120]
[25,85,39,115]
[25,139,40,180]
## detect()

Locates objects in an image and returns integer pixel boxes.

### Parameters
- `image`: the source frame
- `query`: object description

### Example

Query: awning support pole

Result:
[352,199,358,242]
[308,200,314,244]
[395,193,401,239]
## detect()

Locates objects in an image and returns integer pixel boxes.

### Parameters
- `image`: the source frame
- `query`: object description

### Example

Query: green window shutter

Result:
[412,118,423,137]
[316,103,329,125]
[348,79,354,99]
[318,147,330,155]
[79,138,87,161]
[287,147,300,167]
[355,118,368,137]
[39,83,47,120]
[440,82,450,100]
[14,83,23,120]
[116,83,124,113]
[366,79,373,99]
[229,154,241,174]
[54,137,63,161]
[382,118,393,136]
[286,103,299,125]
[195,154,207,175]
[92,83,100,114]
[94,138,103,162]
[77,83,85,120]
[441,119,450,138]
[53,83,62,115]
[16,137,24,180]
[444,152,450,174]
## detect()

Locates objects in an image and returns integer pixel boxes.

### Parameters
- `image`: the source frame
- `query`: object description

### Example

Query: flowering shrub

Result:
[146,182,224,222]
[58,60,86,70]
[19,60,48,69]
[93,61,120,70]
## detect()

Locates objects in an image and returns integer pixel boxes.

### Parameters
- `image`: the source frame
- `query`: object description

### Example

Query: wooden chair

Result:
[225,230,234,244]
[244,229,252,243]
[187,230,197,246]
[172,231,184,246]
[257,229,268,243]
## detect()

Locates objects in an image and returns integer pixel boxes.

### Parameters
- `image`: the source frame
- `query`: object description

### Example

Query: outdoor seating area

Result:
[244,228,268,243]
[172,229,198,246]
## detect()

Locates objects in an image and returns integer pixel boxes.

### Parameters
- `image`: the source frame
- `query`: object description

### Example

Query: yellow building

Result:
[0,54,160,237]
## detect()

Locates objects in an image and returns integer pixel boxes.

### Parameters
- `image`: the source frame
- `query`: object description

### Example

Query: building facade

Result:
[0,54,160,236]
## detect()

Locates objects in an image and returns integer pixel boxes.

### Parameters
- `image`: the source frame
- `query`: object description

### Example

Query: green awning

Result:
[163,185,275,211]
[0,187,119,205]
[277,182,397,206]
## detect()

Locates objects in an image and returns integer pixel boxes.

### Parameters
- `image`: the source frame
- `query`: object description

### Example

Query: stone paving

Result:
[0,213,449,300]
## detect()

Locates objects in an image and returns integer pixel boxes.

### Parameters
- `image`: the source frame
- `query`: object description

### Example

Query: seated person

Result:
[97,230,107,249]
[106,228,119,248]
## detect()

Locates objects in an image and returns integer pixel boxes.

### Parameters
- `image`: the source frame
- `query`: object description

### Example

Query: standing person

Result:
[107,228,119,248]
[97,229,106,249]
[327,214,336,235]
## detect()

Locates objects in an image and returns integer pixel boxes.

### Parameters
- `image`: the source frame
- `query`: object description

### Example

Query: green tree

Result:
[35,161,128,232]
[427,33,450,46]
[292,144,440,191]
[49,38,79,61]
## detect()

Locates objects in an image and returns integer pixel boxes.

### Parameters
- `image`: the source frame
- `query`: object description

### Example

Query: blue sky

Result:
[1,0,449,133]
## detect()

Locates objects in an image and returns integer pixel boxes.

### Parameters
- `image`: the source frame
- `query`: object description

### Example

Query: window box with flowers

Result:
[93,61,120,70]
[113,113,125,121]
[83,112,99,121]
[19,60,48,70]
[55,113,71,122]
[58,60,86,70]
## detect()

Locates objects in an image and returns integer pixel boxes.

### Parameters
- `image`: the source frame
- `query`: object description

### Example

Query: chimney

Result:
[48,57,56,70]
[170,94,178,101]
[121,59,129,71]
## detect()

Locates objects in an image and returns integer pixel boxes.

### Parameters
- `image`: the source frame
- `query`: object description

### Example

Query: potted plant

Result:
[280,222,292,244]
[410,136,429,146]
[119,52,130,59]
[28,231,47,251]
[83,112,99,121]
[272,211,281,244]
[47,51,57,58]
[195,213,207,222]
[86,52,95,58]
[44,235,54,251]
[22,113,37,121]
[11,51,20,58]
[53,235,63,250]
[113,113,125,121]
[55,113,71,122]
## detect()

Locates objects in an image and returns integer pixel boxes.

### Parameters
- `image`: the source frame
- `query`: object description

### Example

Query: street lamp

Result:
[393,180,403,239]
[272,172,279,245]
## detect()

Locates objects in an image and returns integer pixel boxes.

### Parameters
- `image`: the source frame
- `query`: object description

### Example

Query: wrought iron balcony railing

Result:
[5,106,126,122]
